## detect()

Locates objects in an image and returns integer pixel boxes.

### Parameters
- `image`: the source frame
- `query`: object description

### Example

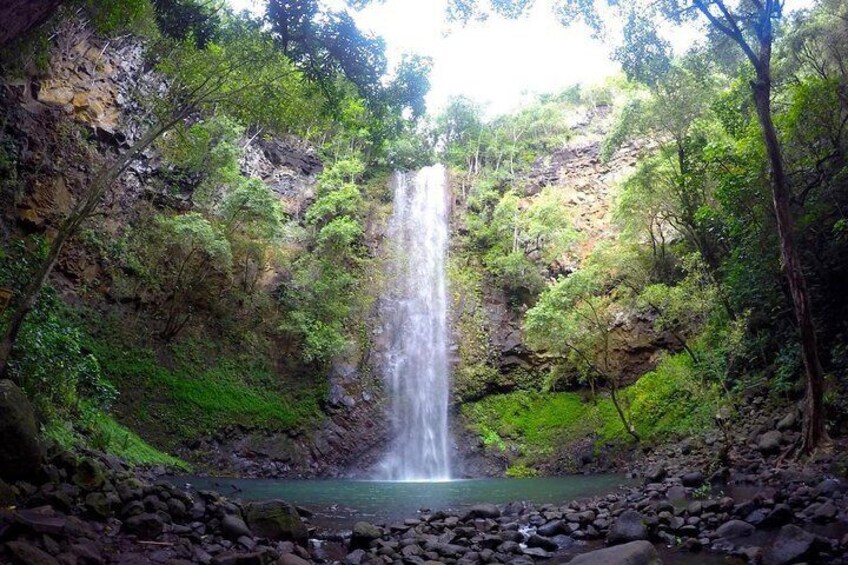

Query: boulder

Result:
[5,541,59,565]
[0,380,43,481]
[681,472,705,488]
[760,504,793,528]
[608,510,649,546]
[221,514,252,540]
[0,478,14,506]
[122,512,165,540]
[643,465,667,483]
[72,459,106,490]
[278,555,311,565]
[776,411,797,431]
[758,431,783,455]
[568,540,661,564]
[244,500,306,543]
[350,521,382,550]
[763,525,817,565]
[462,503,501,520]
[716,520,754,539]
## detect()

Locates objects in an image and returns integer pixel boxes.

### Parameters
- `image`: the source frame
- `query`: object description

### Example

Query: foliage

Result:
[463,352,716,466]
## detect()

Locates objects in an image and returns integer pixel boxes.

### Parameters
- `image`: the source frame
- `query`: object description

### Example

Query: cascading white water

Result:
[379,164,451,482]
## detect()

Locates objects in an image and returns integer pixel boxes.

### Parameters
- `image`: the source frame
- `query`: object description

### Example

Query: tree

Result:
[525,250,641,441]
[451,0,829,452]
[0,22,315,377]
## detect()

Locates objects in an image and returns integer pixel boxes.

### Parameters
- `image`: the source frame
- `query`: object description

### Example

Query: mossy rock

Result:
[0,380,43,481]
[72,459,106,490]
[244,499,307,543]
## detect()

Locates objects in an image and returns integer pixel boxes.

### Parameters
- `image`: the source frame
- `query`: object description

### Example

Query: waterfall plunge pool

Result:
[174,475,634,530]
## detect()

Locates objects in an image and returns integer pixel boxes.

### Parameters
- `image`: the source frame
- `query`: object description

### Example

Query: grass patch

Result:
[462,352,716,468]
[85,334,325,450]
[42,408,190,470]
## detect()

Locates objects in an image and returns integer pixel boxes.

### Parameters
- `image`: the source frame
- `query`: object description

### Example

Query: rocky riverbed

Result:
[1,380,847,565]
[1,437,847,565]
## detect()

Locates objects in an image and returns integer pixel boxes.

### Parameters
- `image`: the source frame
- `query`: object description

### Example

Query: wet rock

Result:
[84,492,112,519]
[644,465,667,483]
[537,519,565,537]
[5,541,59,565]
[776,411,797,431]
[526,533,557,551]
[0,380,43,481]
[568,540,660,564]
[760,504,793,528]
[813,501,837,523]
[350,521,382,549]
[278,555,310,565]
[813,478,842,498]
[69,540,104,565]
[763,524,818,565]
[14,508,67,535]
[221,514,252,540]
[244,500,306,543]
[758,431,783,456]
[608,510,648,545]
[72,459,106,490]
[122,512,164,540]
[680,472,704,488]
[716,520,754,539]
[462,503,501,520]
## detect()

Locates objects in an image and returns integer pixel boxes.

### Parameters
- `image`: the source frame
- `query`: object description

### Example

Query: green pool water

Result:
[176,475,633,529]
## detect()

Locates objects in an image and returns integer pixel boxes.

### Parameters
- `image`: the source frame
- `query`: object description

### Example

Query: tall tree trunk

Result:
[751,69,828,453]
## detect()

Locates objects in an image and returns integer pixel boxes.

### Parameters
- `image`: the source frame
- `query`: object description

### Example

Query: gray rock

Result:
[344,549,367,565]
[0,380,43,481]
[537,519,565,537]
[644,465,667,483]
[568,540,660,564]
[526,534,557,551]
[463,503,501,520]
[122,513,164,540]
[351,521,382,549]
[6,541,59,565]
[760,504,793,528]
[221,514,252,539]
[244,499,306,543]
[681,472,705,487]
[763,525,817,565]
[813,478,842,497]
[776,411,797,431]
[758,431,783,455]
[813,501,837,522]
[716,520,754,539]
[278,555,311,565]
[608,510,649,546]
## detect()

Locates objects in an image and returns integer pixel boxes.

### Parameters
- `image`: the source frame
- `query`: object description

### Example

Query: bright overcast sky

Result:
[228,0,815,118]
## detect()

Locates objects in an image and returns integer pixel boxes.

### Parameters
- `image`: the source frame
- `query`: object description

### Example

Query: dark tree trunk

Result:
[751,69,828,453]
[0,0,65,46]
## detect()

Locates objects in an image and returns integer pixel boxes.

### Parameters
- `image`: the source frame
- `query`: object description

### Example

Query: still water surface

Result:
[177,475,632,529]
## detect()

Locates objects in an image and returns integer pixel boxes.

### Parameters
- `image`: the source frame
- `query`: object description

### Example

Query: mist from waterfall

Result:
[379,164,451,482]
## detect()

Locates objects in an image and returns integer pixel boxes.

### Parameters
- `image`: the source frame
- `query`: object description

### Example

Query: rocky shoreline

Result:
[1,437,846,565]
[1,381,847,565]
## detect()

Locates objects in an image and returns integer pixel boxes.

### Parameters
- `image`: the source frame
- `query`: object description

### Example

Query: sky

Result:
[228,0,815,118]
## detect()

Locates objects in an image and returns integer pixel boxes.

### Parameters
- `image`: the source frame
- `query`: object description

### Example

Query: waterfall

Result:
[379,164,451,482]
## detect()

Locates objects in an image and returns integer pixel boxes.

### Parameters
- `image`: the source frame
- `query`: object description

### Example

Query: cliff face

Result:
[0,0,64,47]
[0,20,390,478]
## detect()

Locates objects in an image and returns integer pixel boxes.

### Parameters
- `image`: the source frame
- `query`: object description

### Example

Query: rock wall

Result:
[1,19,390,479]
[0,0,64,46]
